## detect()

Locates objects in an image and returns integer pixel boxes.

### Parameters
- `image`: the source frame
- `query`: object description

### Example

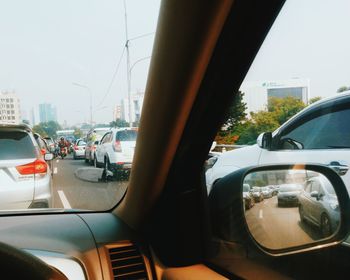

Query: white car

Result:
[206,92,350,194]
[94,128,138,179]
[0,124,53,209]
[72,139,86,159]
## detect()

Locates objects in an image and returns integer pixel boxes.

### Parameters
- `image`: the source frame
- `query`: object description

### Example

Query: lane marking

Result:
[259,209,263,219]
[53,167,58,174]
[58,190,72,209]
[56,159,60,163]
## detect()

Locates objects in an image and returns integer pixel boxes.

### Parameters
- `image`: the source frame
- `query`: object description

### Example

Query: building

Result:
[113,105,122,120]
[240,78,310,114]
[0,91,21,124]
[39,103,57,123]
[120,92,144,123]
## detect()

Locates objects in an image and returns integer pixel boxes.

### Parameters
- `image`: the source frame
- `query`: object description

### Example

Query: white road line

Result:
[53,167,58,174]
[58,190,72,209]
[56,159,60,163]
[259,209,263,219]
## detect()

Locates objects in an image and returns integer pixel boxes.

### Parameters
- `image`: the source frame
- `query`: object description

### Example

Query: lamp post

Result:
[72,82,93,126]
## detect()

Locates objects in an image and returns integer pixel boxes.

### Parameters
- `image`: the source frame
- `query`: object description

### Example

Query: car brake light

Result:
[74,145,79,150]
[113,140,122,152]
[40,148,46,155]
[16,159,48,175]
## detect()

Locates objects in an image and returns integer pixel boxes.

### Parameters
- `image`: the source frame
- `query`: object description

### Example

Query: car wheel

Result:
[299,205,306,223]
[94,156,98,168]
[320,214,332,238]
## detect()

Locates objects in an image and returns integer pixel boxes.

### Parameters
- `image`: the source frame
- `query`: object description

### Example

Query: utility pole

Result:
[123,0,132,127]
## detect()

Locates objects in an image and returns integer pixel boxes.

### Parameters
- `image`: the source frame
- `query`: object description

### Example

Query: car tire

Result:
[320,214,332,238]
[94,156,98,168]
[299,205,306,223]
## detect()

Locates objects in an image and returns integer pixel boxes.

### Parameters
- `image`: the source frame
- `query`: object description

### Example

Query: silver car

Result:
[277,183,303,207]
[299,176,340,237]
[0,124,53,209]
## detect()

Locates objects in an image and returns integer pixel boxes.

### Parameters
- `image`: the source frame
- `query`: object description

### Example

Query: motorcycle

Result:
[59,147,67,159]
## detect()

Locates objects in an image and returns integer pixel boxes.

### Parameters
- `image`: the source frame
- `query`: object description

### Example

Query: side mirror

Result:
[44,153,54,161]
[94,141,99,145]
[310,190,323,200]
[257,132,272,149]
[209,164,350,256]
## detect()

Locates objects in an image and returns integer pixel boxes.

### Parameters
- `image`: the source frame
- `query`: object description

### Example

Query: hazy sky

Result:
[0,0,160,125]
[1,0,350,125]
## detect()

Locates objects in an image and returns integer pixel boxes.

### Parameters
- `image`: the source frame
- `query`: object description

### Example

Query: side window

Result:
[280,108,350,149]
[101,134,109,144]
[311,181,320,194]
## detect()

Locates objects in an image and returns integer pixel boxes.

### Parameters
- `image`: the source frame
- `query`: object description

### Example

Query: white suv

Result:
[206,92,350,194]
[0,124,53,209]
[94,128,138,179]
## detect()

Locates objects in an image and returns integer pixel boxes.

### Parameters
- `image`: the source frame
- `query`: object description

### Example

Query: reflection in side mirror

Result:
[244,169,340,250]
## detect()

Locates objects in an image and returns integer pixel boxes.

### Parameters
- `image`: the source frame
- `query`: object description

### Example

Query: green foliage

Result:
[33,121,62,138]
[337,86,350,93]
[268,96,306,125]
[216,96,306,145]
[309,96,322,104]
[223,91,247,131]
[110,118,129,128]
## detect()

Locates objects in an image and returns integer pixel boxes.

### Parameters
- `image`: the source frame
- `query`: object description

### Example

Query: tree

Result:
[110,118,129,128]
[337,86,350,93]
[223,91,247,131]
[309,96,322,104]
[73,128,83,139]
[268,96,306,125]
[32,121,62,138]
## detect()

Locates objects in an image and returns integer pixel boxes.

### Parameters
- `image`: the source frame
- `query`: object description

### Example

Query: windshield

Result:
[0,0,160,212]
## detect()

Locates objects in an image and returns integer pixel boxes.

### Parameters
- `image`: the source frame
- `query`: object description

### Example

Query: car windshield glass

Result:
[0,0,160,213]
[116,130,138,141]
[278,184,301,192]
[0,131,36,160]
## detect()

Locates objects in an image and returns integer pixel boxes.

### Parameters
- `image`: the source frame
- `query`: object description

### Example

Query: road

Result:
[245,195,323,249]
[51,154,128,211]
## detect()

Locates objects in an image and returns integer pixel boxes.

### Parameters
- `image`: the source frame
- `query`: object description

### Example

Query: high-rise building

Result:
[39,103,57,123]
[0,91,21,124]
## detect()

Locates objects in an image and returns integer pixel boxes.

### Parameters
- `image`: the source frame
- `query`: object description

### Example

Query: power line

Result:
[96,46,126,108]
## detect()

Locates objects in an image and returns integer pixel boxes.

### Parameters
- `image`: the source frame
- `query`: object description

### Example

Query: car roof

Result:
[0,123,32,133]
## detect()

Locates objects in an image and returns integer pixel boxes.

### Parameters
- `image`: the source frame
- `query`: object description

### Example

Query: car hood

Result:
[215,144,262,168]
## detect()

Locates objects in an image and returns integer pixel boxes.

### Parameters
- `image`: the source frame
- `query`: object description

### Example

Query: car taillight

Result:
[40,148,46,155]
[113,140,122,152]
[16,159,48,175]
[74,145,79,150]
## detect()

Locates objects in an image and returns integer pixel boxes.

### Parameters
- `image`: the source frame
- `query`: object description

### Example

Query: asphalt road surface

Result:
[245,196,323,249]
[51,154,128,211]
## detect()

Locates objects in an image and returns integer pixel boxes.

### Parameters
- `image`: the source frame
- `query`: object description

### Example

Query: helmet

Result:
[60,137,64,140]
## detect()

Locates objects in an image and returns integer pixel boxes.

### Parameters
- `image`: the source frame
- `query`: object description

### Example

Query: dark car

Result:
[277,183,303,207]
[299,176,340,237]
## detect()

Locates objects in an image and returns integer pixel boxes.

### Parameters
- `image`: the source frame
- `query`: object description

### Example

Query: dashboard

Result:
[0,213,153,279]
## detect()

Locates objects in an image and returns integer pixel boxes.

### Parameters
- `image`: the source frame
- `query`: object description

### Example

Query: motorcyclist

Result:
[57,137,68,157]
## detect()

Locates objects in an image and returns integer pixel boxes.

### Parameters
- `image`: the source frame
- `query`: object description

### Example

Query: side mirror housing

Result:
[209,164,350,256]
[44,153,54,161]
[257,132,272,150]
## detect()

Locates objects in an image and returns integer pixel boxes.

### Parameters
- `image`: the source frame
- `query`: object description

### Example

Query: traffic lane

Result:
[52,155,128,211]
[245,196,322,249]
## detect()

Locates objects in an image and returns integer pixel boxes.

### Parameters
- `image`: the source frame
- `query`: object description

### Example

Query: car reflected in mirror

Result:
[243,169,340,250]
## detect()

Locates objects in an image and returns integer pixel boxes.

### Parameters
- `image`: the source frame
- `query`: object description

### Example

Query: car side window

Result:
[100,134,109,144]
[279,108,350,150]
[311,181,320,194]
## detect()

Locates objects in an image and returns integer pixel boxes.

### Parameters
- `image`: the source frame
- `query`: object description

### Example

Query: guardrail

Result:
[213,144,249,152]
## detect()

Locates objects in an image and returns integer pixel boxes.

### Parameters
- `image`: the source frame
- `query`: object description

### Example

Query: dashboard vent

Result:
[108,243,148,280]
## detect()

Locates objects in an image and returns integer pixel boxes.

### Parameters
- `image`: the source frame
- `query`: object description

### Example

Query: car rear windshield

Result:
[279,184,302,192]
[0,131,36,160]
[116,130,138,141]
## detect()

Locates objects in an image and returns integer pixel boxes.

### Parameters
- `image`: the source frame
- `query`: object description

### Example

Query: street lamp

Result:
[72,82,93,126]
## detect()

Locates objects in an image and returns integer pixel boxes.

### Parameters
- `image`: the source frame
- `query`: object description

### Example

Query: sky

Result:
[0,0,160,125]
[1,0,350,125]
